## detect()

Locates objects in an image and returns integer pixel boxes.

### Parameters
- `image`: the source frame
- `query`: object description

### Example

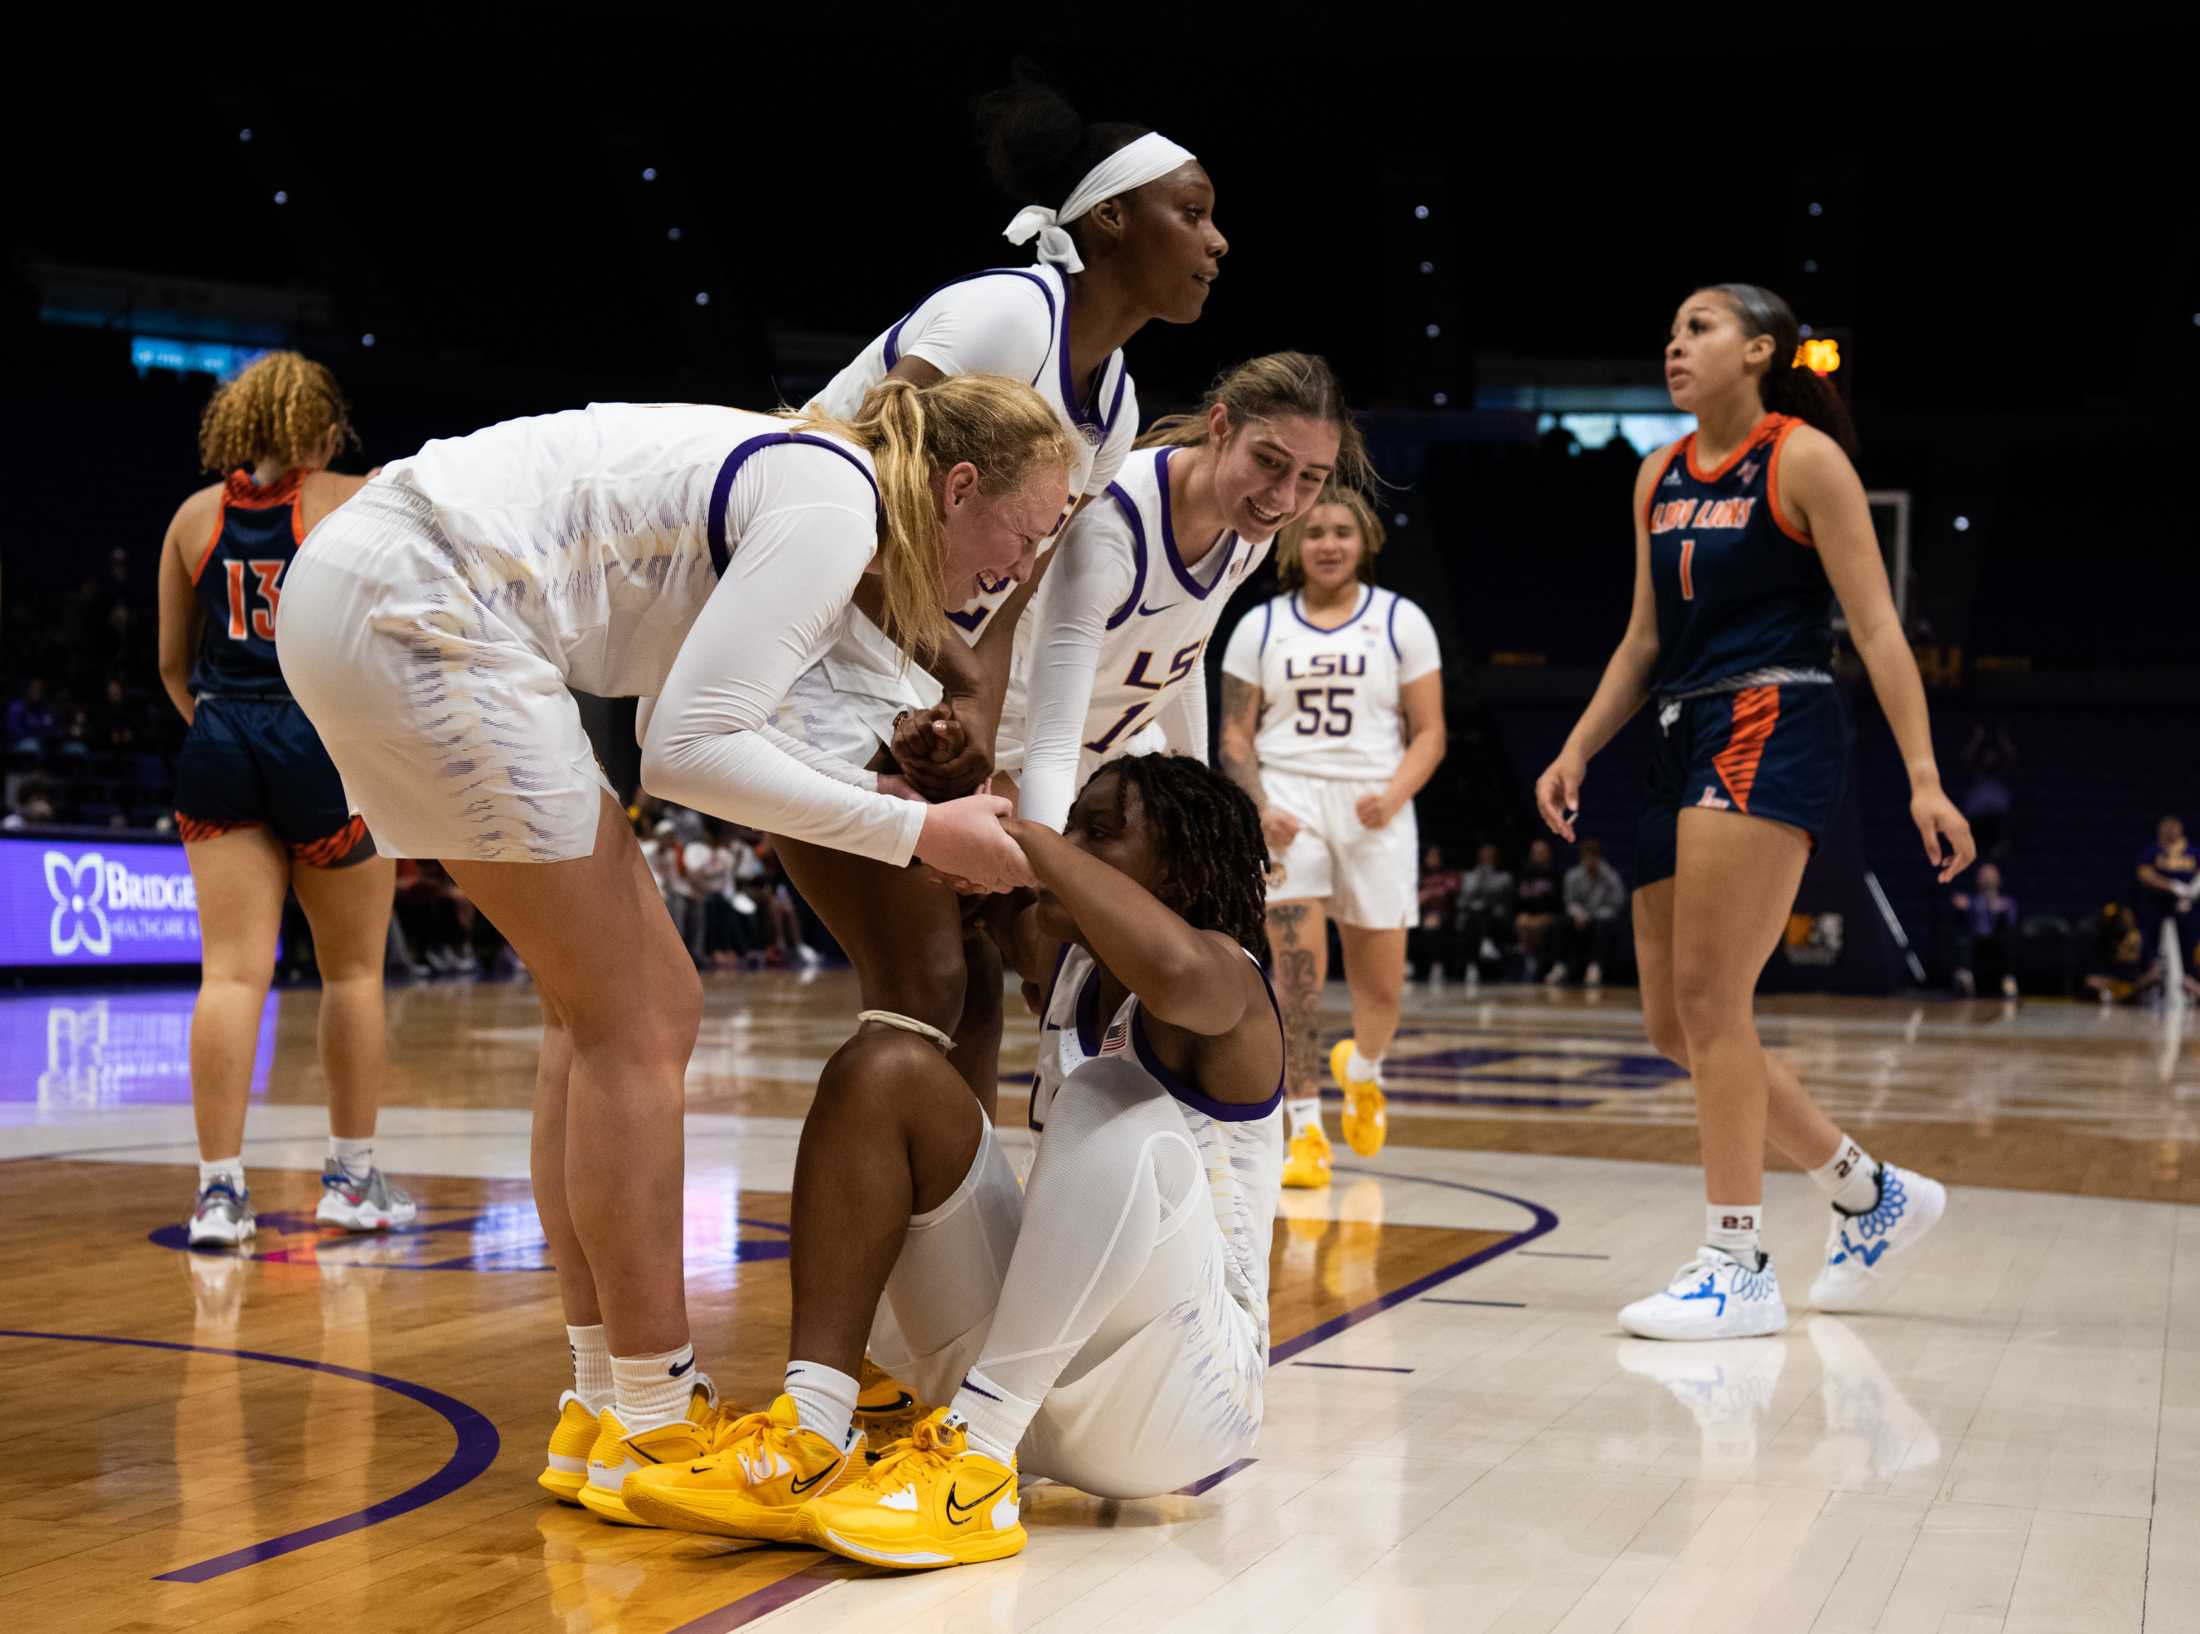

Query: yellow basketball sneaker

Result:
[538,1392,601,1504]
[1331,1039,1388,1157]
[808,1410,1024,1569]
[576,1376,719,1526]
[1280,1122,1334,1189]
[854,1359,930,1462]
[623,1393,858,1539]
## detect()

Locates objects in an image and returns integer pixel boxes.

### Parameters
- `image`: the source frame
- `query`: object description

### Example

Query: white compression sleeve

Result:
[1015,513,1138,830]
[639,696,878,792]
[641,501,922,865]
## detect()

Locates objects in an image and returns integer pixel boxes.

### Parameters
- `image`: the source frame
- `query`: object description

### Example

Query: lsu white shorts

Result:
[873,1113,1262,1499]
[276,486,614,864]
[1262,769,1418,929]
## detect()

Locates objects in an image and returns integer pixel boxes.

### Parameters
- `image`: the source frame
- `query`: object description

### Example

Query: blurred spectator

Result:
[2084,903,2148,1005]
[59,705,93,758]
[1408,845,1463,983]
[7,678,57,751]
[3,778,60,829]
[1960,721,2017,864]
[1548,838,1627,988]
[1513,837,1562,980]
[93,678,141,751]
[1949,862,2020,998]
[2136,814,2197,956]
[752,837,823,969]
[393,858,502,976]
[1456,843,1516,973]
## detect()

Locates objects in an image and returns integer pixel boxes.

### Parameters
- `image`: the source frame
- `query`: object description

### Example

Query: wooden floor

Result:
[2,972,2195,1633]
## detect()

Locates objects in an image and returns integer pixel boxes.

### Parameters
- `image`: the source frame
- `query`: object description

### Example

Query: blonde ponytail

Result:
[787,374,1071,662]
[197,350,357,474]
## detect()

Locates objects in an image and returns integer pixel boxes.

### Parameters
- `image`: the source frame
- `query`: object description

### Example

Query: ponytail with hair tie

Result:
[1706,283,1860,463]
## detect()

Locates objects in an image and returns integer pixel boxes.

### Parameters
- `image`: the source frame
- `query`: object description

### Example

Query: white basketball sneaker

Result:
[1807,1164,1946,1312]
[1619,1246,1787,1341]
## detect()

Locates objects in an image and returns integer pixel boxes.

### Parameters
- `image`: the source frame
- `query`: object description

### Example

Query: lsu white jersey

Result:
[1219,587,1442,781]
[815,262,1141,651]
[1031,943,1284,1359]
[1009,444,1272,828]
[377,403,875,700]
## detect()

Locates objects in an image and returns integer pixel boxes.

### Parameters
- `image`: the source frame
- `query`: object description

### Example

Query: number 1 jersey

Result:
[1220,586,1440,781]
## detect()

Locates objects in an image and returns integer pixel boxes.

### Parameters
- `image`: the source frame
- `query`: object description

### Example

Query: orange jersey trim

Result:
[1643,440,1687,535]
[1711,685,1780,814]
[1683,413,1793,485]
[1764,419,1814,547]
[291,814,370,868]
[175,812,257,844]
[192,495,229,586]
[221,467,309,510]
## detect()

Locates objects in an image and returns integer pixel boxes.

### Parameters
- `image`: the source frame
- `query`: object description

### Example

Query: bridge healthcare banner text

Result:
[0,835,205,967]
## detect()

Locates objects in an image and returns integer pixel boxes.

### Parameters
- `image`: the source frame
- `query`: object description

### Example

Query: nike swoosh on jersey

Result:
[945,1476,1013,1525]
[1138,600,1180,616]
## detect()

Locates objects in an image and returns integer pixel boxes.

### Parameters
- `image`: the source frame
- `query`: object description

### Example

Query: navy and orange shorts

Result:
[1635,681,1845,886]
[174,695,375,867]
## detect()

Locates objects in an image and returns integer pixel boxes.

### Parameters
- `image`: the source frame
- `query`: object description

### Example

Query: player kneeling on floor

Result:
[624,754,1283,1568]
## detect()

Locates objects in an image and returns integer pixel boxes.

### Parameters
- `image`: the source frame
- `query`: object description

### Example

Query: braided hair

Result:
[1101,753,1270,958]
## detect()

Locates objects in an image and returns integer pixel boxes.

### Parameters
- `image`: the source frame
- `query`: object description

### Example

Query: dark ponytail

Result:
[972,61,1150,221]
[1706,283,1859,463]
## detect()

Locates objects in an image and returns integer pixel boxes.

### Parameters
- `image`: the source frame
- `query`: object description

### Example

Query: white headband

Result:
[1001,132,1198,274]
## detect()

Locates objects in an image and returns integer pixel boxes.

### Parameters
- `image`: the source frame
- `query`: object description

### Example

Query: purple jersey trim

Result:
[707,433,879,577]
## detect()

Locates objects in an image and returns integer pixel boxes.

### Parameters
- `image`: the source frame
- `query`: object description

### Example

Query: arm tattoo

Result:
[1218,677,1266,810]
[1267,903,1321,1099]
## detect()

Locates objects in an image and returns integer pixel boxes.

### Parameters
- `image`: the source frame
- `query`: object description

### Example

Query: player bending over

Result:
[622,753,1283,1568]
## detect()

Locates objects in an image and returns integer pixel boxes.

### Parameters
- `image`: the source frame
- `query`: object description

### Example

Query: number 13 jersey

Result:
[1220,585,1440,780]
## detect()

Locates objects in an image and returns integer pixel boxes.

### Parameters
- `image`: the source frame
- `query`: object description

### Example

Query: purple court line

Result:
[0,1329,500,1583]
[1292,1360,1414,1373]
[1518,1250,1608,1260]
[667,1170,1559,1634]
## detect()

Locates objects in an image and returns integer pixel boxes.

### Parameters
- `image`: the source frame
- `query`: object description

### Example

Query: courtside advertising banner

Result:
[0,835,204,967]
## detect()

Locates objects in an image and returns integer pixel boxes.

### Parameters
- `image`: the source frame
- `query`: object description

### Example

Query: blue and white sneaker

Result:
[1619,1246,1787,1340]
[1808,1164,1945,1311]
[187,1178,257,1247]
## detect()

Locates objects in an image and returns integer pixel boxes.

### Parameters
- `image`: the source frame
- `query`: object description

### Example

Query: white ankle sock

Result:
[785,1361,860,1453]
[1706,1203,1761,1264]
[566,1324,612,1409]
[1346,1046,1383,1083]
[1811,1135,1882,1214]
[199,1157,245,1193]
[1287,1097,1323,1138]
[329,1136,375,1179]
[610,1342,699,1430]
[948,1366,1031,1466]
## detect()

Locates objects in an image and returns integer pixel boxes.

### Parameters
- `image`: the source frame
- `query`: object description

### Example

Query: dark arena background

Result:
[4,16,2198,1634]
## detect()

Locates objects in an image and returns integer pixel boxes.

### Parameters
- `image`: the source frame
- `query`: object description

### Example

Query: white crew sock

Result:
[1810,1134,1882,1214]
[610,1342,699,1431]
[1287,1096,1323,1138]
[948,1366,1034,1466]
[329,1136,375,1180]
[784,1361,860,1453]
[198,1156,245,1193]
[1706,1203,1762,1264]
[1346,1046,1383,1083]
[566,1324,612,1409]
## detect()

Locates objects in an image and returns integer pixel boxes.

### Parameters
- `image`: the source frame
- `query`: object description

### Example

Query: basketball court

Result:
[6,972,2191,1632]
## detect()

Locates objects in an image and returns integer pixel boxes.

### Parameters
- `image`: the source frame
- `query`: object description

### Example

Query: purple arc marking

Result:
[0,1329,500,1583]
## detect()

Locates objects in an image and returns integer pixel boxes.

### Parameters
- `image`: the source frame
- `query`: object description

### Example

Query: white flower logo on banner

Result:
[45,851,111,958]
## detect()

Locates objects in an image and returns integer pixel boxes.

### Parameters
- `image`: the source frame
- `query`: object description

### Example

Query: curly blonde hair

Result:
[197,350,357,474]
[1275,484,1387,590]
[786,375,1071,661]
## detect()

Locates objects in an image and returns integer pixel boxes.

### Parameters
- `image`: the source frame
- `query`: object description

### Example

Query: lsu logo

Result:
[45,852,111,958]
[1283,654,1367,680]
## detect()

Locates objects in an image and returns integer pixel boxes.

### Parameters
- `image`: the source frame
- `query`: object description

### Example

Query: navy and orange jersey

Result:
[189,467,310,699]
[1644,413,1834,697]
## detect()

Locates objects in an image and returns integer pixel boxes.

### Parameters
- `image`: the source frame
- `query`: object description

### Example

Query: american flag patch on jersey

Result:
[1101,1015,1131,1054]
